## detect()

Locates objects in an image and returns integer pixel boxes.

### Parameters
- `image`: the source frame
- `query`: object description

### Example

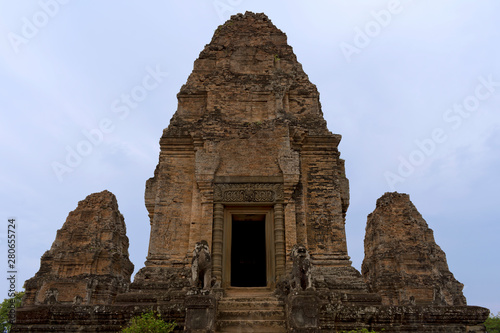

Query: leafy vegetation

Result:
[485,312,500,333]
[0,292,24,333]
[121,311,175,333]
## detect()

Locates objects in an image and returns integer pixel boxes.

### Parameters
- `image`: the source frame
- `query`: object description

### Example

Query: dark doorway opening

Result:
[231,214,267,287]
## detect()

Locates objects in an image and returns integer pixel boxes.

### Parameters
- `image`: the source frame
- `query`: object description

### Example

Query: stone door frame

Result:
[221,206,276,288]
[211,180,286,288]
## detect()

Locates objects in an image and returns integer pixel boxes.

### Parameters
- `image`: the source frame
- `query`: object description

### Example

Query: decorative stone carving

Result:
[214,183,283,202]
[190,240,214,293]
[44,289,58,305]
[278,148,300,176]
[195,144,220,188]
[290,244,314,291]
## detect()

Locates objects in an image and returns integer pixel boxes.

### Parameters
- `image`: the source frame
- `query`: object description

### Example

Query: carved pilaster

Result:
[212,203,224,282]
[274,203,285,278]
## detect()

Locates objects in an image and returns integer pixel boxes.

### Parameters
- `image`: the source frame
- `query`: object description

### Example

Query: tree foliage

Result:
[0,292,24,333]
[121,311,175,333]
[485,312,500,333]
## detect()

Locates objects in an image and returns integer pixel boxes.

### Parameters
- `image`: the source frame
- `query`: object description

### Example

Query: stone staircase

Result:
[216,288,287,332]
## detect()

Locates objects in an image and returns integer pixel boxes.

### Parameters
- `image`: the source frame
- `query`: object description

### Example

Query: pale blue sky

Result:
[1,1,499,314]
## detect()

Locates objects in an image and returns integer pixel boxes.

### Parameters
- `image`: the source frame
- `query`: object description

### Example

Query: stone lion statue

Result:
[290,244,314,291]
[191,240,212,292]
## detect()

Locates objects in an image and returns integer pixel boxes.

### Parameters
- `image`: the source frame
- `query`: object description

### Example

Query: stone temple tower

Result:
[14,12,489,333]
[132,11,357,292]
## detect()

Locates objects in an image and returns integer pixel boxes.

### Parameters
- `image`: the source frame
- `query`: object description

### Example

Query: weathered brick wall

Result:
[145,136,196,264]
[300,136,348,258]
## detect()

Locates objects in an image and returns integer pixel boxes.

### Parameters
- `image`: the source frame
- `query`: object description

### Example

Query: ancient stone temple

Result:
[133,9,355,294]
[14,12,488,333]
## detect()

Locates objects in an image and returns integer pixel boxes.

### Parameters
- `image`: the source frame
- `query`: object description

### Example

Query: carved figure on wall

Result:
[290,244,314,291]
[44,289,59,305]
[190,240,213,293]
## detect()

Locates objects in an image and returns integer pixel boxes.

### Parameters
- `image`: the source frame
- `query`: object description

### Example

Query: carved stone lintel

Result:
[214,183,283,203]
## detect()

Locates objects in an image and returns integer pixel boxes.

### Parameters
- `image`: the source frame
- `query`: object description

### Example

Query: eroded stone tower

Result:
[133,10,357,293]
[362,192,467,306]
[23,190,134,306]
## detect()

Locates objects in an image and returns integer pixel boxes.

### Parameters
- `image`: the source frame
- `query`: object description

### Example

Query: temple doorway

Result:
[231,214,266,287]
[222,207,275,288]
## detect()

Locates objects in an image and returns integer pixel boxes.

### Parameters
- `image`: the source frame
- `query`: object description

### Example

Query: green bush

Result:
[485,312,500,333]
[121,311,175,333]
[0,291,24,333]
